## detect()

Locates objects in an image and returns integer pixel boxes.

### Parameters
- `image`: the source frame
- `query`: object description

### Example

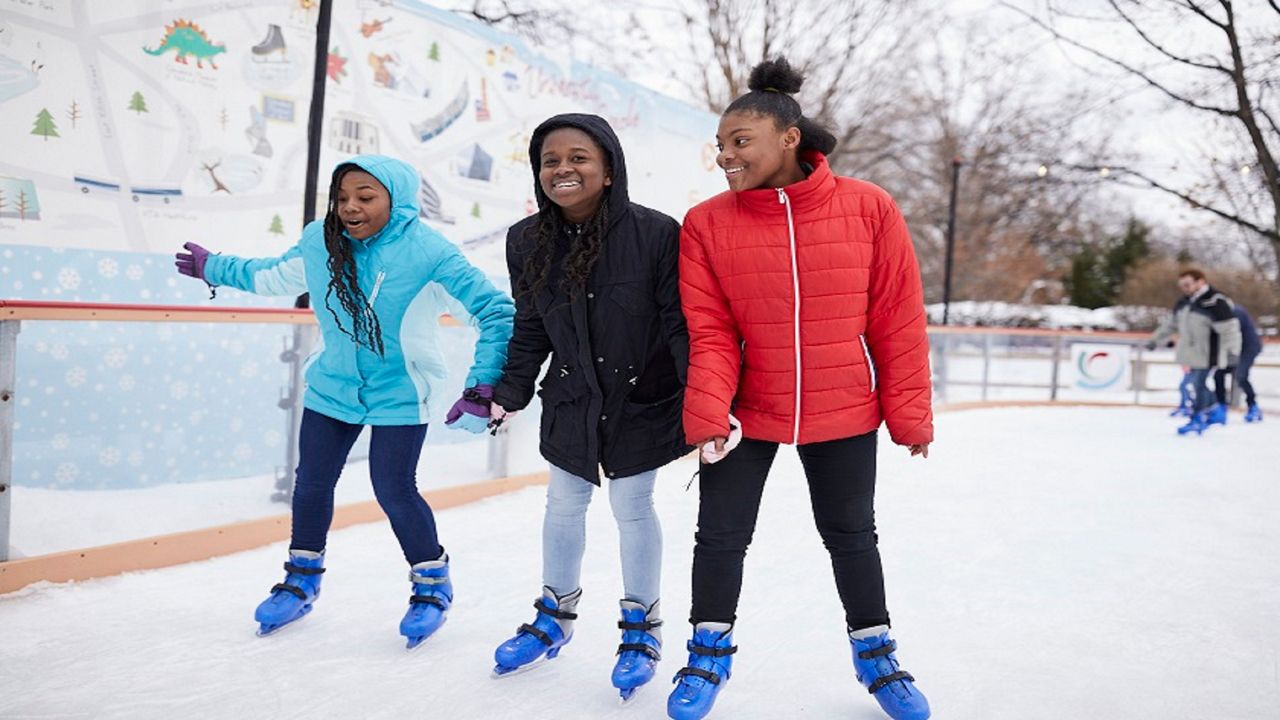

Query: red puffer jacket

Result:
[679,152,933,447]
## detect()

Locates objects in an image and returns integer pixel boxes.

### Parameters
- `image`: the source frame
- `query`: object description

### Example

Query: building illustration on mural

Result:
[455,143,493,181]
[143,20,227,70]
[418,175,455,225]
[412,82,468,142]
[475,77,491,122]
[329,111,380,155]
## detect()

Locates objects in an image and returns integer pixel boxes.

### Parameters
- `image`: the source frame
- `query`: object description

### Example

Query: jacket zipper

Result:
[778,188,802,443]
[859,334,877,393]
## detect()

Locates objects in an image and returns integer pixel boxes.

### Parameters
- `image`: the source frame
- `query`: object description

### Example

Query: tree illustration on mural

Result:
[470,202,481,218]
[17,189,30,221]
[429,41,440,61]
[129,91,149,115]
[220,106,228,132]
[31,108,59,140]
[67,99,82,129]
[268,214,284,234]
[0,189,6,222]
[202,160,231,194]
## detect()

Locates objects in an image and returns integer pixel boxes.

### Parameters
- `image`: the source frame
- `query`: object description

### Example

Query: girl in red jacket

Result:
[667,59,933,720]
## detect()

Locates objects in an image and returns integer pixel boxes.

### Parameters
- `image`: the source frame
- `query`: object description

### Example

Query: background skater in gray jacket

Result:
[1145,268,1242,435]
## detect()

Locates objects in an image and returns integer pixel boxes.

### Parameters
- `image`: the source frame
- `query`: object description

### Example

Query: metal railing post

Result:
[274,324,317,503]
[1133,345,1144,405]
[0,319,20,562]
[487,422,510,479]
[981,333,992,402]
[1049,335,1063,401]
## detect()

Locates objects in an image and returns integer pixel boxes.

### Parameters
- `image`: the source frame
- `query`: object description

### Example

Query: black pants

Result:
[1213,350,1259,406]
[690,431,889,631]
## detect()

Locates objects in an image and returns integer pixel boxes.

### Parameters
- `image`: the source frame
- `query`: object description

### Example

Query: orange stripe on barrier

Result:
[0,471,548,595]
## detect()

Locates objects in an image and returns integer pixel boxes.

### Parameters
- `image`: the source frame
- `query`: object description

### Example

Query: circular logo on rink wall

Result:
[1075,349,1125,390]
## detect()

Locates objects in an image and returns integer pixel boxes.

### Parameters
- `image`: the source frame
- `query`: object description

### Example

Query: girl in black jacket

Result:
[489,114,689,699]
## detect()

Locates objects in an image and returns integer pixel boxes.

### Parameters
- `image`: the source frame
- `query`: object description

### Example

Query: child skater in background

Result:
[488,114,689,701]
[174,154,514,648]
[670,59,934,720]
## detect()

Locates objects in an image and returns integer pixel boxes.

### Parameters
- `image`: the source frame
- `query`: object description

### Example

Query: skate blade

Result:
[256,605,312,637]
[618,686,644,704]
[491,654,558,679]
[404,633,435,652]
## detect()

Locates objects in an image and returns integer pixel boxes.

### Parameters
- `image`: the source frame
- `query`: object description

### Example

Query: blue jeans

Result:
[1187,368,1213,413]
[291,408,441,565]
[543,465,661,606]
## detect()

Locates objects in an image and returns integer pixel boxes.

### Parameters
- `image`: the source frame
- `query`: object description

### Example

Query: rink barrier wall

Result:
[0,470,550,595]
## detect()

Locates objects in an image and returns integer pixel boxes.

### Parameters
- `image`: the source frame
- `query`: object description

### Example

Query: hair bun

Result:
[747,58,804,95]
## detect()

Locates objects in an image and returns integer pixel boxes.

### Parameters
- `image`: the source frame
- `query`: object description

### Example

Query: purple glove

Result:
[175,242,211,281]
[445,384,494,433]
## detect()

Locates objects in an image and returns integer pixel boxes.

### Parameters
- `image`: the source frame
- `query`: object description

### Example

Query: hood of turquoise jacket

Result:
[338,154,420,244]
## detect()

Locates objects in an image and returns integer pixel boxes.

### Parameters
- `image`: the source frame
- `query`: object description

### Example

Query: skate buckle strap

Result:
[284,562,325,575]
[271,582,307,600]
[867,670,914,694]
[857,640,896,660]
[675,667,722,685]
[517,623,554,647]
[407,571,449,585]
[618,619,663,631]
[617,642,661,661]
[534,597,578,620]
[689,643,737,657]
[409,595,447,607]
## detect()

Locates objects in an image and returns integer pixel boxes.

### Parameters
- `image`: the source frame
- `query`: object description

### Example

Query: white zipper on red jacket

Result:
[777,187,802,443]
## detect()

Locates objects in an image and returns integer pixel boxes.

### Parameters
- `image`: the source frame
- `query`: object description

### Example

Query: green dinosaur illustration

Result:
[143,19,227,69]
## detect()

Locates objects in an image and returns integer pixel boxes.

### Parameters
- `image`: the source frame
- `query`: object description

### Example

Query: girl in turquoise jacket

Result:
[175,154,514,647]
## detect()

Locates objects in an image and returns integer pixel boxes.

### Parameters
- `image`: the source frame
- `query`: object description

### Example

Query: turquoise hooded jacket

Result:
[204,155,515,425]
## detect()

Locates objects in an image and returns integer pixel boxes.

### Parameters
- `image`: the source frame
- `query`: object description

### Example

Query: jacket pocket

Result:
[604,280,651,316]
[858,335,877,393]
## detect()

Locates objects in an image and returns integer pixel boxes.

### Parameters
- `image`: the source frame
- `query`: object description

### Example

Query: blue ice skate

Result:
[1206,403,1228,427]
[492,587,581,677]
[1245,403,1263,423]
[667,622,735,720]
[1177,411,1209,436]
[613,599,662,702]
[254,549,324,636]
[851,628,931,720]
[1170,372,1195,417]
[400,554,452,650]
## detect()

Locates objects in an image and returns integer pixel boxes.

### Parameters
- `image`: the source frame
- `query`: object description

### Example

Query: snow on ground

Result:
[3,406,1279,719]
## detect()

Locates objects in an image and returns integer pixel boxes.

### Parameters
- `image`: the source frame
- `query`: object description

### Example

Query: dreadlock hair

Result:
[321,163,385,356]
[514,137,612,306]
[724,57,838,156]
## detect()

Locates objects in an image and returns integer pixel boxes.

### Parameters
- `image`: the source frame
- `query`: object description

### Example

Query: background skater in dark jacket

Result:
[1212,303,1265,423]
[489,114,690,700]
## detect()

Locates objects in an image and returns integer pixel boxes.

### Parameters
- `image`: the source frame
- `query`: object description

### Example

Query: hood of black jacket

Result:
[528,113,630,225]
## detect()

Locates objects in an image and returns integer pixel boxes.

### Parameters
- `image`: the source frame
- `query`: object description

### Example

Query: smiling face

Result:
[336,169,391,240]
[715,110,804,192]
[1177,274,1206,296]
[537,127,612,223]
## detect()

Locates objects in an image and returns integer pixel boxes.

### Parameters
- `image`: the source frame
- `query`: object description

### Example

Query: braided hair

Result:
[724,57,838,155]
[322,163,385,356]
[514,141,612,305]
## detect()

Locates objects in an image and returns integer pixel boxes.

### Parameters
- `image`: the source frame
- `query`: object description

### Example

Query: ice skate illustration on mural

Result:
[252,24,286,63]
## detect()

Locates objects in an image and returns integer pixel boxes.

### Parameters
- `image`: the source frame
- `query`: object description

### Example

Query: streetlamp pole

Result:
[942,157,963,325]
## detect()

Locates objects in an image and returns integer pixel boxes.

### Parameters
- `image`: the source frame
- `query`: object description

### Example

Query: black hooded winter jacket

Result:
[492,114,691,483]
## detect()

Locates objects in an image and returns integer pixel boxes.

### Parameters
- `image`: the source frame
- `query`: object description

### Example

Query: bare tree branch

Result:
[1071,163,1280,241]
[1000,1,1239,117]
[1104,0,1231,74]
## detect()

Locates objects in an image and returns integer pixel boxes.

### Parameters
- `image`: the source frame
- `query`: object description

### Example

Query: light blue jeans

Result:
[543,464,661,607]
